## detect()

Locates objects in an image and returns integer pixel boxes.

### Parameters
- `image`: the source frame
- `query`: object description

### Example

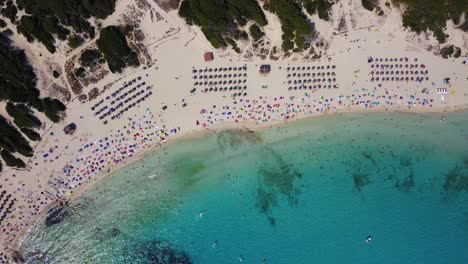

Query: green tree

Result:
[21,127,41,141]
[97,26,140,73]
[41,98,66,123]
[6,102,42,128]
[1,149,26,168]
[0,115,33,157]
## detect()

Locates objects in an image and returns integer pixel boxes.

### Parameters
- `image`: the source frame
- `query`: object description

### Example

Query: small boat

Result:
[365,235,372,244]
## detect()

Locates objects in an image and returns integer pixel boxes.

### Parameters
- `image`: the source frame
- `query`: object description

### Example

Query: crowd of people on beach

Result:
[0,109,176,255]
[0,55,451,261]
[197,77,438,126]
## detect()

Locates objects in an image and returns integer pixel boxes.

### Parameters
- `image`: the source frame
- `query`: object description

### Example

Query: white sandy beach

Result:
[0,0,467,261]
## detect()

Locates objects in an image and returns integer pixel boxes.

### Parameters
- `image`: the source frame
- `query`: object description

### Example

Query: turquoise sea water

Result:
[20,113,468,264]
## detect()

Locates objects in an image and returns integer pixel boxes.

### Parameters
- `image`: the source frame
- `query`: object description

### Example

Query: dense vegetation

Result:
[0,18,6,28]
[179,0,267,49]
[304,0,334,21]
[42,98,67,123]
[20,127,41,141]
[6,102,42,128]
[362,0,379,11]
[178,0,338,52]
[0,0,17,23]
[393,0,468,42]
[0,115,33,158]
[249,24,265,41]
[0,32,41,106]
[264,0,315,51]
[11,0,117,53]
[80,49,104,68]
[0,31,66,168]
[96,26,140,73]
[1,149,26,168]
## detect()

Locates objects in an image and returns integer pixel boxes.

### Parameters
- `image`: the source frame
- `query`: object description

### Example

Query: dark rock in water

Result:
[109,228,121,237]
[353,173,371,192]
[129,240,192,264]
[45,206,69,227]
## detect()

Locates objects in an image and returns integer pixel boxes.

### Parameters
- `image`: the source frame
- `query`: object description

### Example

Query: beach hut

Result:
[63,123,77,135]
[204,52,214,62]
[259,64,271,75]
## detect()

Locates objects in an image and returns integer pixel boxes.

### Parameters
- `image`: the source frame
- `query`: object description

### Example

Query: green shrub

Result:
[304,0,334,21]
[0,18,7,28]
[80,49,103,68]
[1,0,18,23]
[68,34,84,49]
[362,0,376,11]
[249,24,264,41]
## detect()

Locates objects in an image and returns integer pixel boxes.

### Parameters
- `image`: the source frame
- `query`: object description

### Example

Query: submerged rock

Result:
[109,227,121,237]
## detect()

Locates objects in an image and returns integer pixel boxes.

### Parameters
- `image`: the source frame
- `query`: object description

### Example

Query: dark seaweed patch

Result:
[400,156,412,167]
[45,206,69,227]
[443,165,468,193]
[352,173,371,192]
[361,151,377,166]
[463,157,468,168]
[255,147,302,225]
[394,172,415,192]
[172,157,206,189]
[256,187,278,226]
[128,240,192,264]
[216,129,263,152]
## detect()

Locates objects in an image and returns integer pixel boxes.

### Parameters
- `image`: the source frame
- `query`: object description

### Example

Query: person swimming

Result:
[199,209,206,218]
[365,235,372,244]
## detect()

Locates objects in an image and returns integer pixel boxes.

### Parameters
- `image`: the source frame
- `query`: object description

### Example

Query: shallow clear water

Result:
[21,113,468,264]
